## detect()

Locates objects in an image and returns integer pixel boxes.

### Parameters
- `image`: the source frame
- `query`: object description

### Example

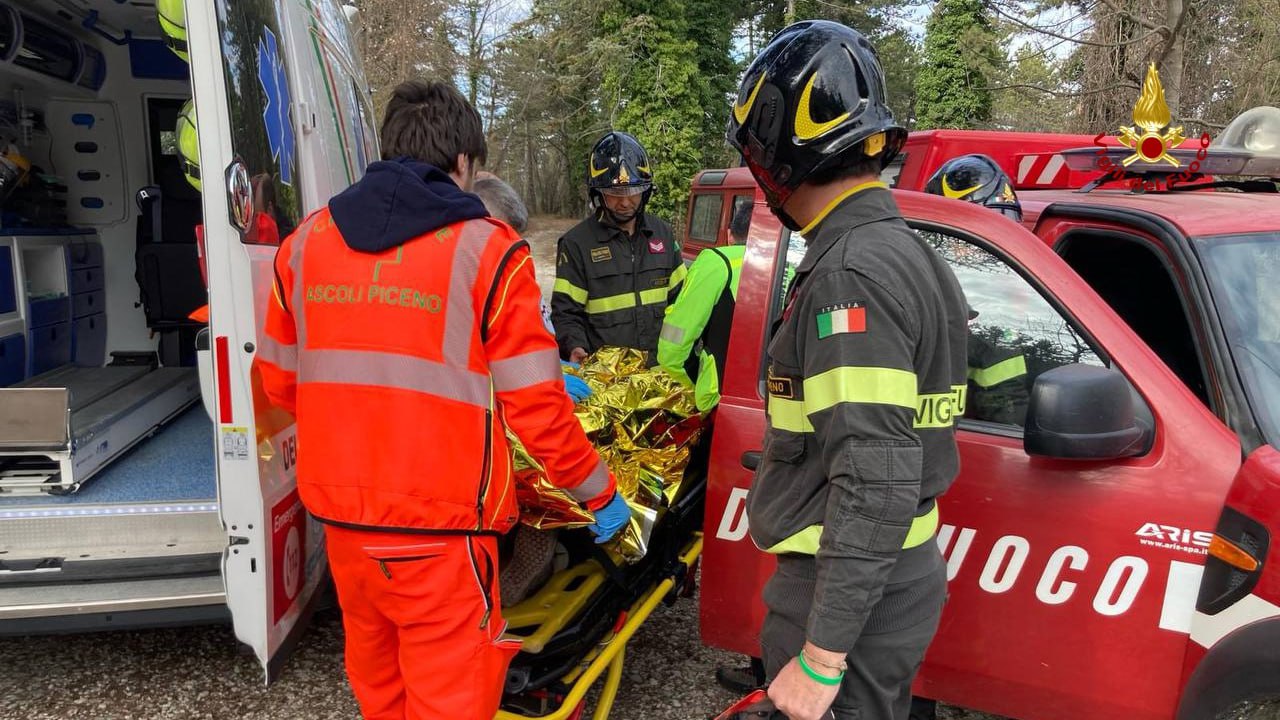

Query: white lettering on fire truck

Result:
[714,500,1202,630]
[1135,522,1211,556]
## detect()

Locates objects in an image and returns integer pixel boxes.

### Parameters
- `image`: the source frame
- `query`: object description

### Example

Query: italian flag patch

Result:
[816,302,866,338]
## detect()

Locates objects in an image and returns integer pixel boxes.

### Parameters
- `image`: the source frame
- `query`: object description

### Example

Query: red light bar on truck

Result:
[1060,147,1261,177]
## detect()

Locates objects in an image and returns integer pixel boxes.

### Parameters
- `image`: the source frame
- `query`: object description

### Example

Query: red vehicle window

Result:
[689,193,724,244]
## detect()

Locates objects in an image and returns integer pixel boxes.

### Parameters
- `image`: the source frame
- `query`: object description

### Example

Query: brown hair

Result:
[379,80,487,172]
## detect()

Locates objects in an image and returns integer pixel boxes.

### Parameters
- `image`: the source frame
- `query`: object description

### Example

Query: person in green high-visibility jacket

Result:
[657,202,751,412]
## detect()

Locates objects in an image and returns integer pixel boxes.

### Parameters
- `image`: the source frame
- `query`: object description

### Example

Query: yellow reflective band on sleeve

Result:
[552,278,588,304]
[763,503,940,555]
[767,395,813,432]
[638,287,668,306]
[914,385,967,428]
[670,262,688,286]
[968,355,1028,388]
[803,366,918,413]
[770,368,966,430]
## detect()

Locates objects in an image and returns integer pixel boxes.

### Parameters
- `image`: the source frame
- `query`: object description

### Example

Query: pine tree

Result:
[598,0,709,223]
[914,0,1001,130]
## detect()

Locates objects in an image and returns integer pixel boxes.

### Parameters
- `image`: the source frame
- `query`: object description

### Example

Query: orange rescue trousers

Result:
[326,526,520,720]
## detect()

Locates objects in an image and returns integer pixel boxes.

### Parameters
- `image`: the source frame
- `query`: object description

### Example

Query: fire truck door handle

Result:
[741,451,761,471]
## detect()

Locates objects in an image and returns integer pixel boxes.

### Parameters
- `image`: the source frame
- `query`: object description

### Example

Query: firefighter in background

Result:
[656,200,751,413]
[727,21,968,720]
[923,155,1031,429]
[551,131,686,363]
[256,80,630,720]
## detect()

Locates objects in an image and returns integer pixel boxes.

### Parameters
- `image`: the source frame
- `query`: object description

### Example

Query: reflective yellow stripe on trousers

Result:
[763,503,940,555]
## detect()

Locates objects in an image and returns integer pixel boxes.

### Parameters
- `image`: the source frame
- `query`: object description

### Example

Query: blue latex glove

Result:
[586,491,630,543]
[561,361,592,403]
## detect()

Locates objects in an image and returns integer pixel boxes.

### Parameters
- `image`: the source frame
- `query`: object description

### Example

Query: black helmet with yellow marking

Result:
[587,131,653,199]
[726,20,905,214]
[924,154,1022,223]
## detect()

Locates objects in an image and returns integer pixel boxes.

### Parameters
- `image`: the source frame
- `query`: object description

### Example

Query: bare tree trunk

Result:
[1158,0,1186,116]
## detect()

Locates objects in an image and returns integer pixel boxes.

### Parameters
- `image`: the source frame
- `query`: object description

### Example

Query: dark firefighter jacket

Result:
[966,333,1029,426]
[551,211,686,358]
[746,182,969,654]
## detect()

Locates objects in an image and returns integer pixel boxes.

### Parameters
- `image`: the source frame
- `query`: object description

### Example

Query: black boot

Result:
[715,656,767,694]
[909,696,938,720]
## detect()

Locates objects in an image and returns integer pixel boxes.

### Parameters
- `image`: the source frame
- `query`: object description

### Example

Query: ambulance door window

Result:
[146,98,198,209]
[919,229,1104,429]
[214,0,302,245]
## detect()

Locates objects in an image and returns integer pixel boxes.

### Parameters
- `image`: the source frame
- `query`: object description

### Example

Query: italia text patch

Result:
[591,246,613,263]
[816,301,866,338]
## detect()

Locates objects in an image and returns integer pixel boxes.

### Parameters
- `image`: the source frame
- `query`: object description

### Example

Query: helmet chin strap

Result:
[769,202,803,232]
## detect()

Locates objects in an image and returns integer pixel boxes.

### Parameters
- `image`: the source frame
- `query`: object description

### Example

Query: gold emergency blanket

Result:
[508,347,703,562]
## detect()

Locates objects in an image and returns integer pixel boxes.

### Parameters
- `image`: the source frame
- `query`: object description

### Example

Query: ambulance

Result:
[0,0,373,680]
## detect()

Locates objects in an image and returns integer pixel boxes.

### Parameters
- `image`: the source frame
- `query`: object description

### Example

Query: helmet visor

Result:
[599,185,646,198]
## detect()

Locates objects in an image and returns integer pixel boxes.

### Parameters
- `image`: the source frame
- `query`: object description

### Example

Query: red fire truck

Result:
[691,108,1280,720]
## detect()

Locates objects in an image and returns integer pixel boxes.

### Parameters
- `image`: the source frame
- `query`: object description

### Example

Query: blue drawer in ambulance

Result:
[72,289,105,318]
[0,333,23,386]
[28,296,71,328]
[28,321,71,376]
[72,313,106,367]
[69,266,105,294]
[66,241,104,270]
[0,245,15,315]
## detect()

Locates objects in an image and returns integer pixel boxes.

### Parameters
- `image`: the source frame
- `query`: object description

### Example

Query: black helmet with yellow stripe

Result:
[587,131,652,198]
[925,154,1022,223]
[726,20,905,222]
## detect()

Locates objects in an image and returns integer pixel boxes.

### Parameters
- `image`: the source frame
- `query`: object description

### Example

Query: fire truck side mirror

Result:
[1024,364,1153,460]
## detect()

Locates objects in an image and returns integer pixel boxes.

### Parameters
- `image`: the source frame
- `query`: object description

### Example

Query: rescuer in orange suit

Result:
[256,80,631,720]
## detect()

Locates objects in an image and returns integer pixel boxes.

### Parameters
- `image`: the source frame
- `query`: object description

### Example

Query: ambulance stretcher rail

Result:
[494,532,703,720]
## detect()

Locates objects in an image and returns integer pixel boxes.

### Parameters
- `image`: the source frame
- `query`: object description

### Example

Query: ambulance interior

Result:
[0,1,220,595]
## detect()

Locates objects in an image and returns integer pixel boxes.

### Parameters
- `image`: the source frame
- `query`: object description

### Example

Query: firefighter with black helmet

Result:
[924,153,1023,222]
[551,131,686,363]
[727,20,968,720]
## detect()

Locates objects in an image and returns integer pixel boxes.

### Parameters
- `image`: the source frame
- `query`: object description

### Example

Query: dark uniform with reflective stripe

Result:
[551,211,685,359]
[747,184,968,719]
[966,333,1029,426]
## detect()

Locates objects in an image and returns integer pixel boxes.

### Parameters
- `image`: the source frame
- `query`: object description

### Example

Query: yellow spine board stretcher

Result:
[495,533,704,720]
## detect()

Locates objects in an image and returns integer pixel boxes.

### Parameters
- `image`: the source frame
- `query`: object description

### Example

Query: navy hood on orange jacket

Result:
[327,157,489,253]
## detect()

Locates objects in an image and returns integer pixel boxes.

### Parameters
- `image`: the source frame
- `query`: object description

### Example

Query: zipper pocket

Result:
[372,553,442,579]
[466,539,494,629]
[475,407,494,531]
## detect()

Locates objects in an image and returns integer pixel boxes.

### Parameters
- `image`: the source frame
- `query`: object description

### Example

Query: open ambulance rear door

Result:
[185,0,378,681]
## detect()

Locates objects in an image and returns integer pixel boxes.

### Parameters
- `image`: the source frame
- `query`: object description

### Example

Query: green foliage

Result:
[914,0,1001,130]
[745,0,921,127]
[991,45,1074,132]
[598,1,712,223]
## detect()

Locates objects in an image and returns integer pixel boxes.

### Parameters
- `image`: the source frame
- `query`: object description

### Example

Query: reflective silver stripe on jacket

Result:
[299,348,491,407]
[491,348,562,393]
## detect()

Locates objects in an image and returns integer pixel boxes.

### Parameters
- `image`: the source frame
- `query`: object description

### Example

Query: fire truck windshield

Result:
[1199,232,1280,444]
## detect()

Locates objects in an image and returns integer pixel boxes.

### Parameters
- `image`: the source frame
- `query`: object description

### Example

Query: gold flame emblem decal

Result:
[1116,63,1185,167]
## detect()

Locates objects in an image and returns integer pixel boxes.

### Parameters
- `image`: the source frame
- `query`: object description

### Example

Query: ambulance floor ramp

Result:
[0,365,202,495]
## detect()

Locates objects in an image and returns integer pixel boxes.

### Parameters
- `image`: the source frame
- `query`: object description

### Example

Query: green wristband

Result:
[797,652,843,686]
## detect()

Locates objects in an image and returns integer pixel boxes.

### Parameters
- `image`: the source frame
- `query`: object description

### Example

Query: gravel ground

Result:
[0,582,991,720]
[0,216,998,719]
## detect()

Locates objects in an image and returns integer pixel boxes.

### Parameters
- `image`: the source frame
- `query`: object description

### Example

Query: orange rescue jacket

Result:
[257,210,614,534]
